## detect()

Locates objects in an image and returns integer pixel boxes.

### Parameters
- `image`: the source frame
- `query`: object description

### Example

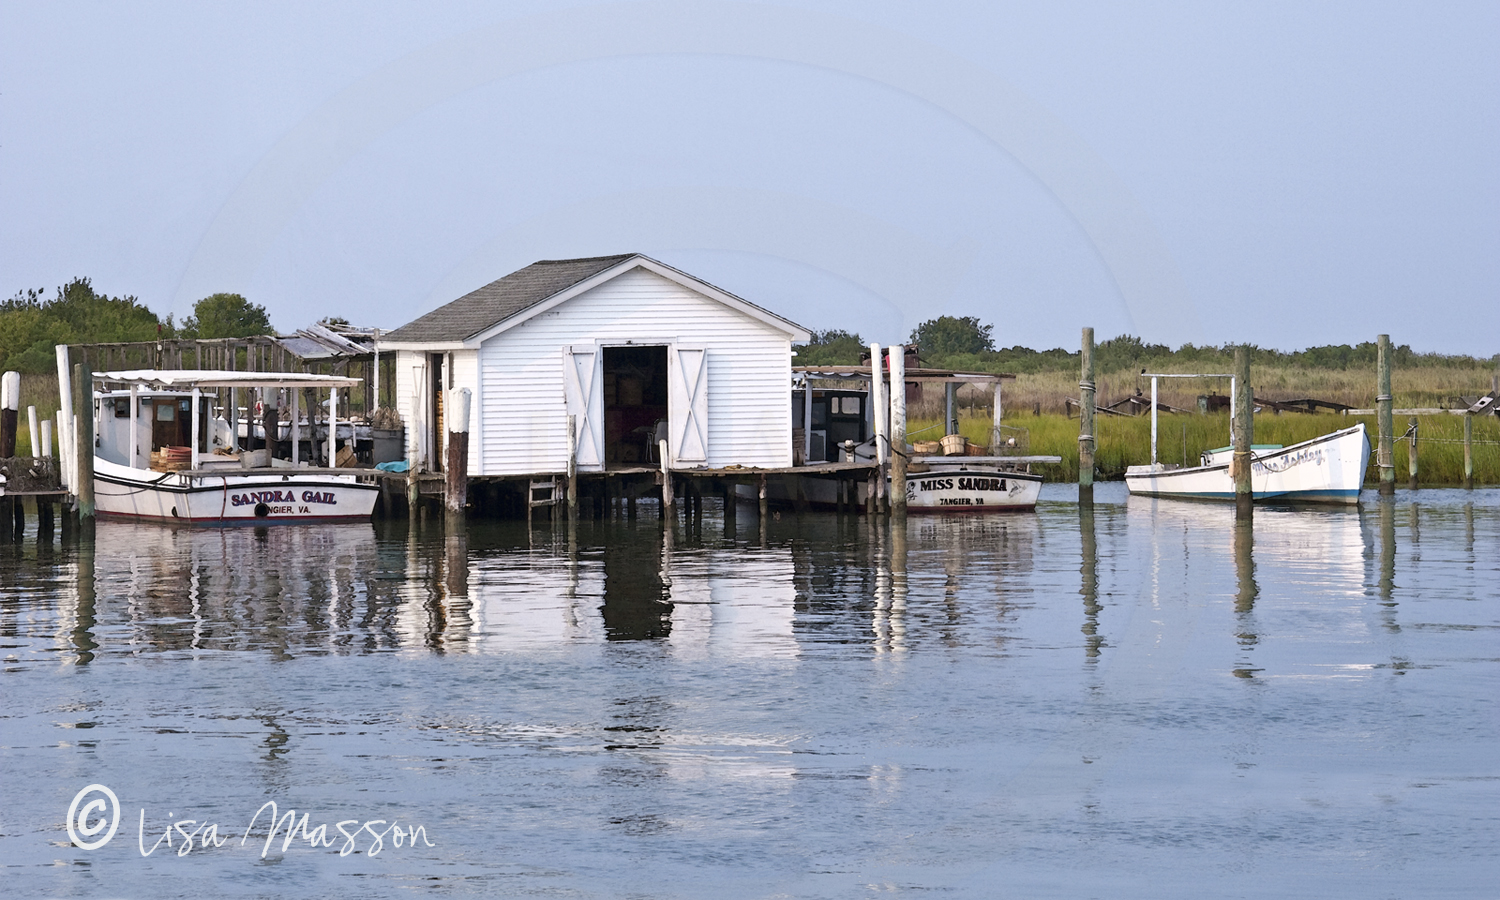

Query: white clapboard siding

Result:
[477,267,792,476]
[394,350,424,465]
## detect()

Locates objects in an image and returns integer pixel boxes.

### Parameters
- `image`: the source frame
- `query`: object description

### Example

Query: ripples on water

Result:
[1,484,1496,897]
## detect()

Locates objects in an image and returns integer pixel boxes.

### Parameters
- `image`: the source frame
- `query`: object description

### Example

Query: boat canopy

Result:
[94,369,363,390]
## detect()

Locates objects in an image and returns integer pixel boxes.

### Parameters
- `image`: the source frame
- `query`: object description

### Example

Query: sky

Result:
[2,1,1496,355]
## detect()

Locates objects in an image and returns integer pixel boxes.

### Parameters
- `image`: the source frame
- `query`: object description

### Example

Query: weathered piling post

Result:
[1463,413,1474,489]
[944,382,959,437]
[869,343,888,516]
[1079,327,1096,503]
[659,438,674,514]
[567,414,579,521]
[758,473,768,521]
[445,388,470,526]
[1407,416,1419,490]
[28,406,40,460]
[73,363,94,520]
[1377,334,1395,495]
[55,346,73,498]
[0,371,18,457]
[1232,346,1253,518]
[889,344,907,517]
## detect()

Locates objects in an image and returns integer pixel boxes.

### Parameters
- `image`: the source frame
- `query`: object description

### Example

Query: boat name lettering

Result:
[912,477,1006,492]
[229,490,338,507]
[1253,447,1323,475]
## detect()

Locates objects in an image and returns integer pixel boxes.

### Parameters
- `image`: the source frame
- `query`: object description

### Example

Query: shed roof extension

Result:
[379,253,809,347]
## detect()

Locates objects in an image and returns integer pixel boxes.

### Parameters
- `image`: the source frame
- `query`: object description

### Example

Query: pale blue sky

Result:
[2,1,1495,354]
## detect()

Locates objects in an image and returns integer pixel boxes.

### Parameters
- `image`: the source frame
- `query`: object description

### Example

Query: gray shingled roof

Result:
[382,254,637,343]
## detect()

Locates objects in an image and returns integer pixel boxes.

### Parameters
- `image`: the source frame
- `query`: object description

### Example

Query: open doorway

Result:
[602,345,668,466]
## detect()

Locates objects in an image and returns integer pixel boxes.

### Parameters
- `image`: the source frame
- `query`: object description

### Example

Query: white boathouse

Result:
[378,254,811,482]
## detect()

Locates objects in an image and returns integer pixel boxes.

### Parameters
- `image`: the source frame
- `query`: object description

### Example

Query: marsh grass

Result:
[908,410,1500,485]
[913,362,1498,418]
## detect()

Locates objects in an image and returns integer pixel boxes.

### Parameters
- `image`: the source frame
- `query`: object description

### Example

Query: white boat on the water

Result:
[742,359,1057,512]
[86,369,381,525]
[904,457,1044,512]
[1124,372,1371,504]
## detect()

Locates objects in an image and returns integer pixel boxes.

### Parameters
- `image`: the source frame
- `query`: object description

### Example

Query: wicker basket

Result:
[940,434,967,456]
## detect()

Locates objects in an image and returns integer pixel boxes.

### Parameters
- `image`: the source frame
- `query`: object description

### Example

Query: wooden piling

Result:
[659,438,674,513]
[1232,347,1252,518]
[0,371,18,457]
[758,473,768,521]
[407,469,419,524]
[73,363,95,519]
[445,388,471,526]
[1377,334,1395,495]
[868,343,888,515]
[1078,327,1096,502]
[39,499,55,540]
[1464,414,1474,488]
[1407,416,1419,490]
[889,345,907,517]
[567,415,579,521]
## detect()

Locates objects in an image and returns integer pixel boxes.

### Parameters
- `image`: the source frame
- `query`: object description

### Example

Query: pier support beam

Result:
[1079,327,1096,503]
[1232,346,1253,519]
[1377,334,1395,495]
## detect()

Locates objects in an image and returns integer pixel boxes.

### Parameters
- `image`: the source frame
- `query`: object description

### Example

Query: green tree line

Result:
[0,278,272,372]
[796,316,1497,373]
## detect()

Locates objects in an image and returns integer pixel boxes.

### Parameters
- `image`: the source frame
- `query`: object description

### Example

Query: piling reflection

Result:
[1377,498,1398,632]
[1231,515,1259,678]
[71,530,98,665]
[1079,502,1102,661]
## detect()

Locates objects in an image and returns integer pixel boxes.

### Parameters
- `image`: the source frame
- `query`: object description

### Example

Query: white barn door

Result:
[563,345,604,471]
[668,345,708,465]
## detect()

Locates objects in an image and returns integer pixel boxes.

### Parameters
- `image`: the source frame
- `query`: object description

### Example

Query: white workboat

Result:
[87,370,380,525]
[904,457,1044,512]
[1126,422,1371,504]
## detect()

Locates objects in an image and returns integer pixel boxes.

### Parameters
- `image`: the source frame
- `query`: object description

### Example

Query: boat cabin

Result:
[95,389,216,468]
[791,387,869,463]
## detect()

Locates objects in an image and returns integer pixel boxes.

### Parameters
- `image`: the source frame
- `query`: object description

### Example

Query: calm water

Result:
[2,484,1496,898]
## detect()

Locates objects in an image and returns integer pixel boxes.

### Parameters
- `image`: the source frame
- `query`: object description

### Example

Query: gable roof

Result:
[380,253,809,347]
[381,254,634,345]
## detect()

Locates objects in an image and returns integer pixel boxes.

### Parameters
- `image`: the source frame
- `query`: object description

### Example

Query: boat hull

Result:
[735,465,1044,512]
[903,468,1043,512]
[94,458,379,524]
[1124,423,1370,504]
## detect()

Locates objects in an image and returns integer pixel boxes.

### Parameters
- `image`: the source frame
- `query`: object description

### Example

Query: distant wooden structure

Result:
[58,324,388,419]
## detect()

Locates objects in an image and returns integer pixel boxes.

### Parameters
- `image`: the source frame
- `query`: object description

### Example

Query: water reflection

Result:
[1079,503,1102,660]
[0,491,1464,667]
[1232,516,1259,677]
[602,528,672,640]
